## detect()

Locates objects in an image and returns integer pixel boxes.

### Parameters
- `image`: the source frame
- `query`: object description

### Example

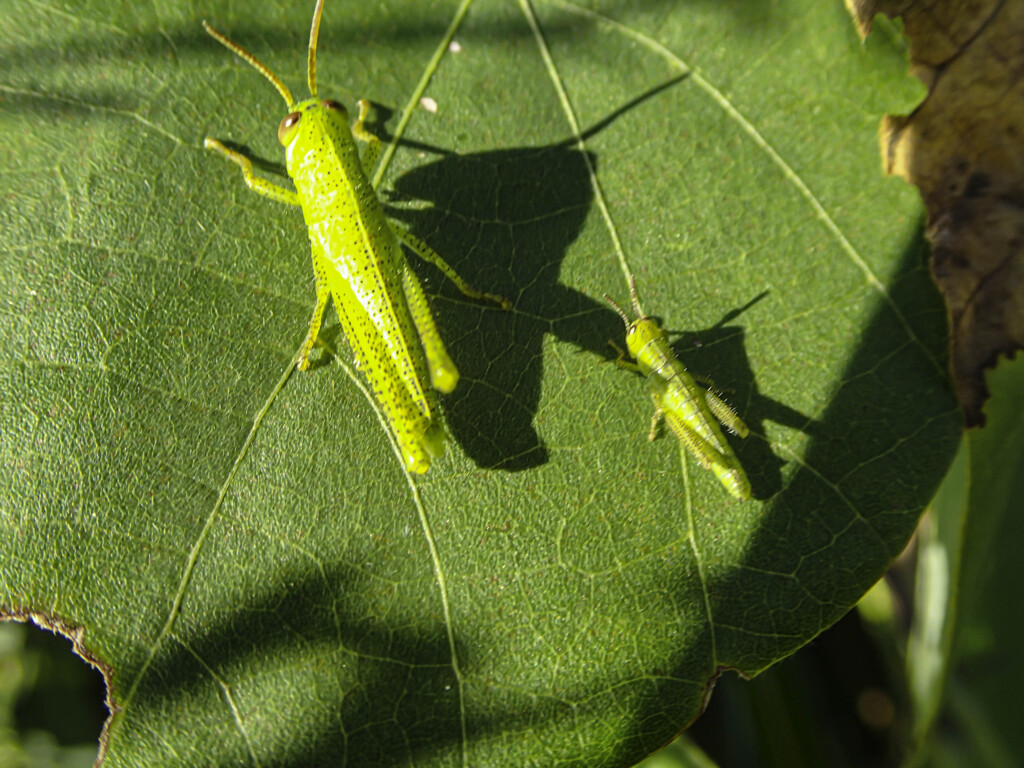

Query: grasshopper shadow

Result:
[126,557,471,767]
[386,145,623,471]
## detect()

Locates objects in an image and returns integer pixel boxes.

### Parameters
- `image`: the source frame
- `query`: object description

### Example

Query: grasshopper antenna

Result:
[308,0,325,98]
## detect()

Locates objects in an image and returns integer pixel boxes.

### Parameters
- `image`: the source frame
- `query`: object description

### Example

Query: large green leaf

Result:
[0,0,958,765]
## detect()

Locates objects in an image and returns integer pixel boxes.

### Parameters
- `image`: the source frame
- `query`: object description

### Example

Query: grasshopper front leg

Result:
[352,99,382,174]
[607,339,643,374]
[203,138,301,206]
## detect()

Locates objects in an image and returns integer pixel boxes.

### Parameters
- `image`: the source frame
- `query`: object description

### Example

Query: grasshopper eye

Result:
[321,99,347,115]
[277,111,302,145]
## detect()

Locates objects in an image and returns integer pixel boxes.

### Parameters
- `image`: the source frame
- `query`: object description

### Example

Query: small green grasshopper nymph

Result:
[203,0,510,474]
[605,276,751,501]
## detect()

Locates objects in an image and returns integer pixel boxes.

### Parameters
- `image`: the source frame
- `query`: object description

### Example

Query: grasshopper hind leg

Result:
[371,363,447,475]
[392,225,512,310]
[394,401,447,475]
[401,263,459,394]
[660,403,752,501]
[703,387,749,438]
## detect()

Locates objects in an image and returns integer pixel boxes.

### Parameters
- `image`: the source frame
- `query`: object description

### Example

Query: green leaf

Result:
[0,0,958,765]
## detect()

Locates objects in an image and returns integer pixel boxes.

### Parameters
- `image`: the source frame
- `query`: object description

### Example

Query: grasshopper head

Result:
[277,98,348,147]
[605,273,657,361]
[624,316,664,359]
[205,0,336,149]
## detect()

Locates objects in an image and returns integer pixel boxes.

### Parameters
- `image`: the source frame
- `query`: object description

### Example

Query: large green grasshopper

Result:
[203,0,509,474]
[606,276,751,500]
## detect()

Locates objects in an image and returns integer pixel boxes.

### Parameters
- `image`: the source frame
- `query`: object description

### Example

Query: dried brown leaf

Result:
[849,0,1024,425]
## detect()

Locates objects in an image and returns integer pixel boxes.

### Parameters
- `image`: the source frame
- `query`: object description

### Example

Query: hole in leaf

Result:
[1,617,108,763]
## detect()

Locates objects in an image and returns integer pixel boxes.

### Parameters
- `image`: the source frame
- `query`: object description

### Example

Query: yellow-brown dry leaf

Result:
[849,0,1024,426]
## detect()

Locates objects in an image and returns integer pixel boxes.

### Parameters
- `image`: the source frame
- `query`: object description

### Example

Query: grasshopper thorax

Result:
[278,97,359,193]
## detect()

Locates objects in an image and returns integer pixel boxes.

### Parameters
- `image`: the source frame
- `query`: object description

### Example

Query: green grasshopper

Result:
[606,276,751,501]
[203,0,509,474]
